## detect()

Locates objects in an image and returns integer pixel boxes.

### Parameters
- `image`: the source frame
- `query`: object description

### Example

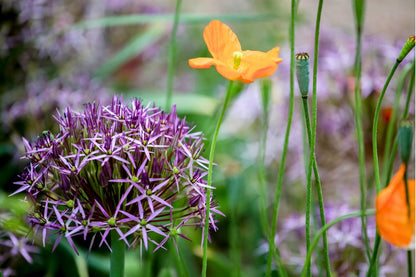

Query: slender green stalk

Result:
[110,229,125,277]
[259,80,271,275]
[202,81,234,277]
[407,250,413,277]
[301,209,376,277]
[366,235,381,277]
[268,0,296,273]
[165,0,182,111]
[372,61,400,194]
[352,0,371,261]
[402,60,415,119]
[381,63,413,185]
[385,61,415,185]
[302,97,313,277]
[368,60,401,277]
[310,0,331,275]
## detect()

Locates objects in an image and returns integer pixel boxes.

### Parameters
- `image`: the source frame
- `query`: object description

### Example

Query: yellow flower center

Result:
[233,51,243,69]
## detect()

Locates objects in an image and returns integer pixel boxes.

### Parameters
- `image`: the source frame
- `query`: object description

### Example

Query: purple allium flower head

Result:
[13,95,222,254]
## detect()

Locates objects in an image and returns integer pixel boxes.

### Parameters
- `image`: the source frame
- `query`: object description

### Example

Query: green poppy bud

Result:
[398,121,414,165]
[295,53,310,97]
[397,36,415,63]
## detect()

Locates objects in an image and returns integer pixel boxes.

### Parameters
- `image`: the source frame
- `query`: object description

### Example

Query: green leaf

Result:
[94,24,165,79]
[70,13,278,30]
[124,90,219,116]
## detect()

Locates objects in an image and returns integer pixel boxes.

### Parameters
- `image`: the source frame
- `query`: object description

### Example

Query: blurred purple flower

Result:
[12,95,222,254]
[258,204,405,276]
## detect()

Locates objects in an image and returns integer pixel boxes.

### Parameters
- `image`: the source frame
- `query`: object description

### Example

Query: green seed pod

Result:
[295,53,310,97]
[398,120,414,165]
[397,36,415,63]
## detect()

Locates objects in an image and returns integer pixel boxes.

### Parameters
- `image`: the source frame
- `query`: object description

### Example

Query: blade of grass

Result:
[124,91,218,116]
[70,13,279,30]
[94,24,164,79]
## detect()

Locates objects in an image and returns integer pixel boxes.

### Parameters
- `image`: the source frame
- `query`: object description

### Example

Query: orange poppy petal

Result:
[213,63,245,82]
[188,57,217,69]
[239,50,281,81]
[203,20,241,63]
[376,164,415,247]
[266,47,284,64]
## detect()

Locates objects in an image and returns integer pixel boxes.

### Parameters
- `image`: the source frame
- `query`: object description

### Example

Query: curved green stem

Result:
[384,62,415,186]
[301,209,376,277]
[202,80,234,277]
[381,63,413,185]
[311,0,331,275]
[268,0,296,274]
[165,0,182,111]
[110,229,125,277]
[372,60,400,194]
[368,59,401,277]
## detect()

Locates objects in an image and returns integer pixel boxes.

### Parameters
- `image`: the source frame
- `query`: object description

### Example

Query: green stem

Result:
[268,0,296,273]
[372,60,400,194]
[368,59,401,277]
[402,60,415,119]
[311,0,331,275]
[407,250,413,277]
[381,63,413,185]
[301,209,376,277]
[302,97,313,277]
[202,80,234,277]
[165,0,182,111]
[366,235,381,277]
[384,62,414,185]
[352,1,371,261]
[110,229,125,277]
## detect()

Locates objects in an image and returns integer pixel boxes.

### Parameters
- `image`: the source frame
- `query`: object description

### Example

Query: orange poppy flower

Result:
[376,163,415,247]
[188,20,283,83]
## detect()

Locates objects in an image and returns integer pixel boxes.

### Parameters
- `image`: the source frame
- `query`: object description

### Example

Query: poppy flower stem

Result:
[300,209,376,277]
[368,59,401,277]
[381,63,413,188]
[384,61,415,186]
[311,0,331,275]
[301,97,313,277]
[110,229,125,277]
[352,0,371,261]
[268,0,297,275]
[202,80,234,277]
[165,0,182,111]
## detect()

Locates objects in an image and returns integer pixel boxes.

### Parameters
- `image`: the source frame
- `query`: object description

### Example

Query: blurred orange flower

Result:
[188,20,283,83]
[376,163,415,247]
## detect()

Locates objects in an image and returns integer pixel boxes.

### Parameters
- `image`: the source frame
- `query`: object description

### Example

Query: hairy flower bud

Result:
[295,52,310,97]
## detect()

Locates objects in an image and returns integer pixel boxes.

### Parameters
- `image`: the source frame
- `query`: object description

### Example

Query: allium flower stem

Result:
[110,229,125,277]
[268,0,296,275]
[352,2,371,261]
[300,209,376,277]
[311,0,331,275]
[202,80,234,277]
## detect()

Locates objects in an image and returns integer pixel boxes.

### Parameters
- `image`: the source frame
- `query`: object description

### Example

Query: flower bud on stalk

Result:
[295,53,310,97]
[398,120,414,166]
[397,36,415,63]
